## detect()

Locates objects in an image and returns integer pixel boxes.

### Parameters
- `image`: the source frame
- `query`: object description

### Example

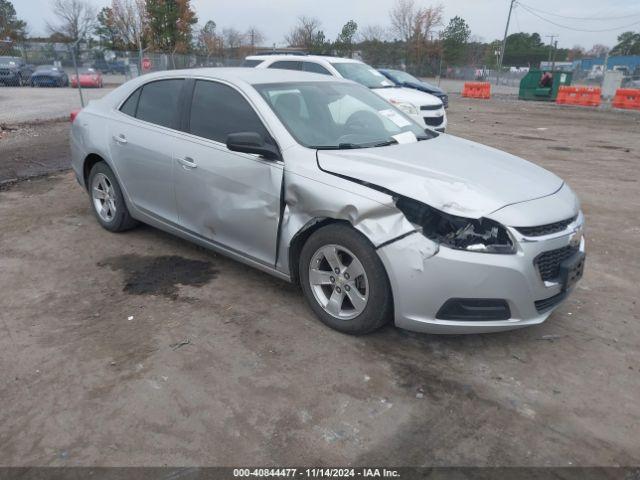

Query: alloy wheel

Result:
[308,244,369,320]
[91,173,117,222]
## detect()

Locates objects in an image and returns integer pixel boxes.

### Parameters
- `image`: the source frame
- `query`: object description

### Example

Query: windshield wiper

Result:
[373,139,398,147]
[314,138,398,150]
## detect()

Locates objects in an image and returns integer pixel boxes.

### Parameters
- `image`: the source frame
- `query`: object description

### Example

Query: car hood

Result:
[405,81,445,95]
[317,134,564,219]
[372,86,442,107]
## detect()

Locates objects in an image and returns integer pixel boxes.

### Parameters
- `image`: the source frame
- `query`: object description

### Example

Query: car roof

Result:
[136,67,345,85]
[246,54,361,65]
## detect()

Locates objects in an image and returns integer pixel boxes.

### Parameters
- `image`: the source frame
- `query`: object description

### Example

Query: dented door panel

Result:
[174,135,283,267]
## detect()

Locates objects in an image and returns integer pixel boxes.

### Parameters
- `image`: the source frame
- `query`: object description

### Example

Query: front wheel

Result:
[299,224,393,335]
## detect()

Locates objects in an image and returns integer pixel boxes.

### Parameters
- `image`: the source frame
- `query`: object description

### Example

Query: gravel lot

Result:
[1,93,639,466]
[0,86,116,124]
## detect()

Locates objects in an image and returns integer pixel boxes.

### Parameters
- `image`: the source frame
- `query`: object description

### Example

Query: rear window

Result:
[120,88,141,117]
[135,79,184,129]
[242,59,264,67]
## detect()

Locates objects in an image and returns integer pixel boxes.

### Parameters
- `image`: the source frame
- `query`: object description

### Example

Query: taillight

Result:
[70,109,81,122]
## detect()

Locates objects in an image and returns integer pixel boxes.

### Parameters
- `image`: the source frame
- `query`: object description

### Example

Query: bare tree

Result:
[285,16,324,50]
[416,4,443,41]
[223,27,245,55]
[46,0,96,43]
[197,20,220,61]
[245,26,264,48]
[389,0,416,42]
[390,0,442,42]
[110,0,146,59]
[358,24,389,42]
[587,44,609,57]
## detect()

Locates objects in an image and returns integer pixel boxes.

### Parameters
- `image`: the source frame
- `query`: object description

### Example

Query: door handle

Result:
[113,134,127,144]
[176,156,197,169]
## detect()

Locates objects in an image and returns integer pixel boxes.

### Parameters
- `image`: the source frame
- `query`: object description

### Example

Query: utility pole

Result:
[551,40,558,71]
[545,35,558,68]
[496,0,516,86]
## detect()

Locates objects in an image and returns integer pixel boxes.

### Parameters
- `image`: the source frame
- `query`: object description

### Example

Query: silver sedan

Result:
[70,68,585,335]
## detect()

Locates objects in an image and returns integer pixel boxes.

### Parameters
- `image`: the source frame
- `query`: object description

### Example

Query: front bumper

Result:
[376,213,585,334]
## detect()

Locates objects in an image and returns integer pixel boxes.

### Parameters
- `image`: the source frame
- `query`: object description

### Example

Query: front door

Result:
[173,79,283,267]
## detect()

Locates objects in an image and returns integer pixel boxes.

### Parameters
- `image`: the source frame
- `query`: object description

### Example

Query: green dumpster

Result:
[518,70,573,101]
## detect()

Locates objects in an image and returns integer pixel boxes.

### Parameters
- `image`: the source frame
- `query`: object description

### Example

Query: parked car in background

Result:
[70,68,585,335]
[71,67,103,88]
[378,68,449,108]
[30,65,69,87]
[0,56,34,86]
[246,54,447,131]
[92,59,128,75]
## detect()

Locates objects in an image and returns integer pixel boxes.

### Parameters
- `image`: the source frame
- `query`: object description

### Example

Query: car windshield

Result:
[387,70,420,84]
[79,68,97,74]
[256,81,435,149]
[331,62,395,89]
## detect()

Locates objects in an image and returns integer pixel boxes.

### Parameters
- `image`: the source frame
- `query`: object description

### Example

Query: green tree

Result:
[95,7,119,48]
[145,0,198,54]
[503,32,545,66]
[442,16,470,66]
[334,19,358,57]
[611,31,640,56]
[0,0,27,41]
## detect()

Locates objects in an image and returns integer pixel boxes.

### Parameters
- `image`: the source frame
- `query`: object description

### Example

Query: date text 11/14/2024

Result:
[233,468,400,478]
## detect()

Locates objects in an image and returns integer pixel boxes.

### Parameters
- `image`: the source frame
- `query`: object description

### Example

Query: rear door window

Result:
[242,59,264,67]
[188,80,269,144]
[302,62,331,75]
[268,61,302,71]
[135,79,184,129]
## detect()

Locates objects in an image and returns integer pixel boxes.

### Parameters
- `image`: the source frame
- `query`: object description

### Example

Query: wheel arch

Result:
[82,153,107,190]
[288,217,351,285]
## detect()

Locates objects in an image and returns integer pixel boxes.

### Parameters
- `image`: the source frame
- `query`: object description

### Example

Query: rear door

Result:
[109,78,186,224]
[173,79,283,266]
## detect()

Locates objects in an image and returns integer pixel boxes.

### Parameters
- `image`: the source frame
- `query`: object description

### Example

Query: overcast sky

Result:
[15,0,640,49]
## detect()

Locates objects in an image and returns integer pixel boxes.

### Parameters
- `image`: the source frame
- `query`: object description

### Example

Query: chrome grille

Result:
[516,216,577,237]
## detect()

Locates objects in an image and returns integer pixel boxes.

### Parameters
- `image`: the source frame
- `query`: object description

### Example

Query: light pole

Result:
[69,38,84,108]
[496,0,516,86]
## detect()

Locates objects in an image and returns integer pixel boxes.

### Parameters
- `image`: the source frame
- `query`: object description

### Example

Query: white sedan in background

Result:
[245,54,447,131]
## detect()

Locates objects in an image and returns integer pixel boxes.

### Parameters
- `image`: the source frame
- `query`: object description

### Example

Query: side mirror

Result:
[226,132,281,160]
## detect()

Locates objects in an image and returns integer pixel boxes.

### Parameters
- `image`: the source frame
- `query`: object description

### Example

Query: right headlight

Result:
[389,99,419,116]
[396,196,516,254]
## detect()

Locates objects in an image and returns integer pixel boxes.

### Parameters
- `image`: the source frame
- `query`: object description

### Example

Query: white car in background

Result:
[244,54,447,132]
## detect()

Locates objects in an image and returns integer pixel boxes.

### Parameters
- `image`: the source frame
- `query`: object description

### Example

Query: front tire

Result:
[88,162,138,232]
[299,224,393,335]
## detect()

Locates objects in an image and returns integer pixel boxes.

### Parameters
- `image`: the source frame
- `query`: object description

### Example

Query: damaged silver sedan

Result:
[70,68,585,335]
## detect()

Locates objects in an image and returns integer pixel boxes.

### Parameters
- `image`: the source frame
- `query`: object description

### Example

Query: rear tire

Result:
[299,224,393,335]
[88,162,139,232]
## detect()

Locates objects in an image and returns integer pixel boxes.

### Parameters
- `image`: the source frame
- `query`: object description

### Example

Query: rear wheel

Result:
[299,224,393,335]
[88,162,138,232]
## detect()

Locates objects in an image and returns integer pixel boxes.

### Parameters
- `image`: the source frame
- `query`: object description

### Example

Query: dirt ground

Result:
[1,96,639,467]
